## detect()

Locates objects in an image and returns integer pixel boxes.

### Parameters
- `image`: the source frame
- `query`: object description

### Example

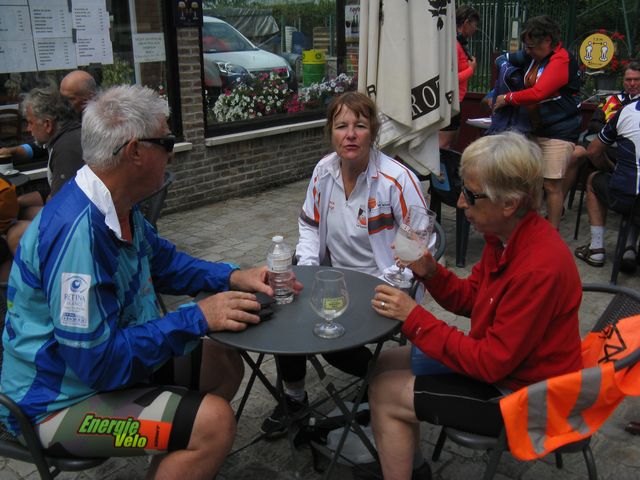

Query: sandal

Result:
[574,244,605,267]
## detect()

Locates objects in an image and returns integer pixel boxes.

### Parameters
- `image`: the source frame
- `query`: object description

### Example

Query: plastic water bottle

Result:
[267,235,294,304]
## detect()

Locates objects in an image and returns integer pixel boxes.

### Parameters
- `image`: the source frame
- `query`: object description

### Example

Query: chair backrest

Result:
[584,283,640,333]
[430,149,462,208]
[0,109,22,145]
[137,170,175,228]
[500,283,640,461]
[0,284,107,478]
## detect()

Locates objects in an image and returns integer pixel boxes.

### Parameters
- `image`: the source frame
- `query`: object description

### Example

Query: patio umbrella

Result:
[358,0,457,175]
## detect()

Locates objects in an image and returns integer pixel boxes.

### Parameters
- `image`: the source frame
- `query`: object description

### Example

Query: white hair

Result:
[81,84,170,170]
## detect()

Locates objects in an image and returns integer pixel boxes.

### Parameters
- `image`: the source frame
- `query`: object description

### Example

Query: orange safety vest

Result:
[0,177,18,234]
[499,314,640,461]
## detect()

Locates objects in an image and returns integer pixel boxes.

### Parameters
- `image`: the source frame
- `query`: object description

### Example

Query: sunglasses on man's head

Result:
[461,184,489,206]
[112,135,176,156]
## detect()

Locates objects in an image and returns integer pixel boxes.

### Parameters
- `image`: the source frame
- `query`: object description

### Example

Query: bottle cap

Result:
[272,235,283,242]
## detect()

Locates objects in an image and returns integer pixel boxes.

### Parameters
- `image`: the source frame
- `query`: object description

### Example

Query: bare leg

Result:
[561,145,587,199]
[369,367,420,480]
[147,394,235,480]
[371,345,411,378]
[585,172,606,227]
[544,178,564,230]
[6,220,31,255]
[199,339,244,401]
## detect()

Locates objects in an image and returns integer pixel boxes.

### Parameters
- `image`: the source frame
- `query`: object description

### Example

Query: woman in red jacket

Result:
[368,132,583,480]
[493,15,582,230]
[439,5,479,149]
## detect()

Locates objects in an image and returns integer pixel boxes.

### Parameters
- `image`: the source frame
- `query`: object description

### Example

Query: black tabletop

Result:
[209,265,400,355]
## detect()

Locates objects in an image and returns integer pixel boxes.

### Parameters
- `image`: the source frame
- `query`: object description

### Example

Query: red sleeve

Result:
[508,48,570,105]
[420,261,479,316]
[457,43,474,83]
[402,269,561,384]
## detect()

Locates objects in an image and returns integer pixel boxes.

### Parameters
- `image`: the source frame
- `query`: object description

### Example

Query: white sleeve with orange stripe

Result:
[296,171,322,266]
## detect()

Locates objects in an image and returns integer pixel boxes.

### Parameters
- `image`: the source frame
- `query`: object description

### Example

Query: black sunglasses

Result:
[112,136,176,156]
[462,184,489,206]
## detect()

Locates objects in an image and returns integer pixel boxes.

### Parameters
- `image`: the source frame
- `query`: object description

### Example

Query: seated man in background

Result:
[565,61,640,270]
[575,99,640,268]
[0,84,294,478]
[7,87,87,254]
[0,70,97,162]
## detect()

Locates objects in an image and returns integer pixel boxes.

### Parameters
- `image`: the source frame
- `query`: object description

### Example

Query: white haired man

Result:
[0,85,299,478]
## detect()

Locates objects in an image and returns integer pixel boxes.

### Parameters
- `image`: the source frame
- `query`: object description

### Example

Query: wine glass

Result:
[310,269,349,339]
[384,205,436,289]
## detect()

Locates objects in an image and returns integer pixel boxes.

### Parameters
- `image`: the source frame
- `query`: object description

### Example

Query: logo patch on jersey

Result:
[356,207,367,228]
[368,197,377,209]
[60,273,91,328]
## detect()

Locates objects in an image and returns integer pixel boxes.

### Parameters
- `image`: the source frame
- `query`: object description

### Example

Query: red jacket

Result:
[402,211,583,391]
[457,40,474,102]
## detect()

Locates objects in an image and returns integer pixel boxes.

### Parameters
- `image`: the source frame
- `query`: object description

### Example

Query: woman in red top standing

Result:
[493,16,582,230]
[439,5,480,149]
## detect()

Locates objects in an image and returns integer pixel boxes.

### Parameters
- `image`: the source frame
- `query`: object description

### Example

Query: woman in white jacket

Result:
[261,91,428,437]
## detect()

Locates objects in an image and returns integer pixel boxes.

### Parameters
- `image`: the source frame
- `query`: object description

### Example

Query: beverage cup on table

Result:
[0,154,13,175]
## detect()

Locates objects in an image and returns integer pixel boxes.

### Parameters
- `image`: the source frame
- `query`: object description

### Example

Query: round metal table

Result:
[210,265,400,355]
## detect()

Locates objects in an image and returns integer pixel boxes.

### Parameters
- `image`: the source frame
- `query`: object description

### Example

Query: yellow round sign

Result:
[580,33,615,70]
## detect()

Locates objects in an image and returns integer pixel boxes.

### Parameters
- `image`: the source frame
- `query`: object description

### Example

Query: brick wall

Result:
[162,28,328,214]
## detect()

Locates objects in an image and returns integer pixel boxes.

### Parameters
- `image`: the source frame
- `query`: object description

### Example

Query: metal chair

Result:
[0,285,107,479]
[137,170,175,228]
[610,194,640,284]
[430,283,640,480]
[429,149,471,267]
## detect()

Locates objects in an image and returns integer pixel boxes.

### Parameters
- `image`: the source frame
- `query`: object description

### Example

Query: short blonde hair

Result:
[460,132,543,214]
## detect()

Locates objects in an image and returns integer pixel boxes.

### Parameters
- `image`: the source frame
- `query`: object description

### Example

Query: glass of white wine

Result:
[384,205,436,289]
[310,269,349,339]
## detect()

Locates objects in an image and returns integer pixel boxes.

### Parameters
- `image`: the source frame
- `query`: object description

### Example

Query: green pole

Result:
[566,0,577,49]
[495,0,505,52]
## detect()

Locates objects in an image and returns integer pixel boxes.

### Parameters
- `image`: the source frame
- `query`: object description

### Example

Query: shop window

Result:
[0,0,180,146]
[202,1,359,134]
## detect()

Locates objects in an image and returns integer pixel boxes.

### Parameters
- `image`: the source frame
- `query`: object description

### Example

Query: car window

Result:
[202,22,256,53]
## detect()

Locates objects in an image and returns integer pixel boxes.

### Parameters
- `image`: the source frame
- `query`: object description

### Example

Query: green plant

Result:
[101,58,134,87]
[212,71,294,122]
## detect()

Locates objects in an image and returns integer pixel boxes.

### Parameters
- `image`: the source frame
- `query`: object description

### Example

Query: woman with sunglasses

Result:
[367,132,582,480]
[493,15,582,231]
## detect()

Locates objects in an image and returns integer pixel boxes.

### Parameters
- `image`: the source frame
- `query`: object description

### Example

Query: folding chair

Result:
[137,170,175,228]
[0,285,107,479]
[429,149,471,267]
[430,283,640,480]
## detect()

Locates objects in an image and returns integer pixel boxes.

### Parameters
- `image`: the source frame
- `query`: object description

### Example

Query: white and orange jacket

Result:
[296,149,427,274]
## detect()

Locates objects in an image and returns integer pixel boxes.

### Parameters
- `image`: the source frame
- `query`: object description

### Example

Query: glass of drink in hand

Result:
[310,269,349,339]
[384,205,436,289]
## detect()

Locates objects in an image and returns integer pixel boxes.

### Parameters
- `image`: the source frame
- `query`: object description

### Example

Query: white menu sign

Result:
[35,37,77,70]
[132,33,166,63]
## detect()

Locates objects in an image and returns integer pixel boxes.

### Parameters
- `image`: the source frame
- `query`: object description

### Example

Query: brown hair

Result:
[521,15,561,48]
[456,5,480,28]
[324,91,380,145]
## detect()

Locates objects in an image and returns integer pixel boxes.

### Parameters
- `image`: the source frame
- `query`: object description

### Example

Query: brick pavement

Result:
[1,179,639,479]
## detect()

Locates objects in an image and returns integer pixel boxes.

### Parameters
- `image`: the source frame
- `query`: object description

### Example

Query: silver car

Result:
[202,16,295,91]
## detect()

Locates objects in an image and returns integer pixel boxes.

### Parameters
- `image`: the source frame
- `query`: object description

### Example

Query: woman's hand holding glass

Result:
[384,206,436,288]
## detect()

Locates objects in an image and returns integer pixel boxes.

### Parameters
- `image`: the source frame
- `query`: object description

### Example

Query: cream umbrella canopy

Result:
[358,0,458,175]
